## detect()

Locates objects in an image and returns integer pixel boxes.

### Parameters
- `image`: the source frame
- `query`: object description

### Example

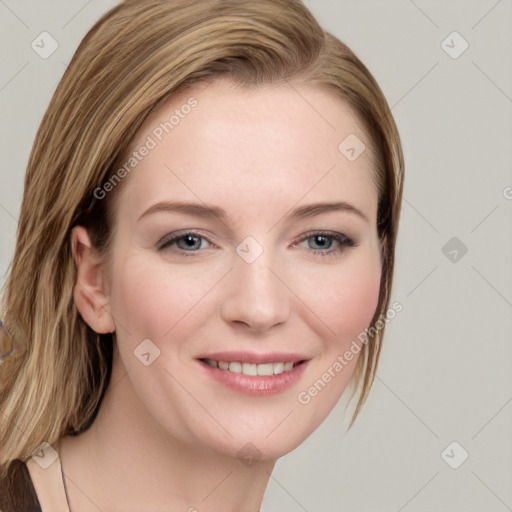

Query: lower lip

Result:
[198,360,309,396]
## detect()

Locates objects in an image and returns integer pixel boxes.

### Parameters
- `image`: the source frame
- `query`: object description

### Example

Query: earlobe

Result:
[71,226,115,334]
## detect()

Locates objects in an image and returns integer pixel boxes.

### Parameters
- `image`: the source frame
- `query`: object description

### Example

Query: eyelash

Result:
[157,230,356,258]
[293,230,356,258]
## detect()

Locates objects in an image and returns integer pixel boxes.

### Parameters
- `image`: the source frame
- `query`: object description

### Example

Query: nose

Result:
[220,254,290,333]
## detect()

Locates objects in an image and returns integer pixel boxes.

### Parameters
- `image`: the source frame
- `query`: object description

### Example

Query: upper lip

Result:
[198,352,309,364]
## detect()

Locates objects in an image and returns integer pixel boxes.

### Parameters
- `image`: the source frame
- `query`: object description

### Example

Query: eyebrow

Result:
[138,200,369,224]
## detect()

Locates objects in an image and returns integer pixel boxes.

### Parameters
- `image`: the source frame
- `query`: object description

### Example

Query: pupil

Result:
[181,235,200,249]
[310,235,331,250]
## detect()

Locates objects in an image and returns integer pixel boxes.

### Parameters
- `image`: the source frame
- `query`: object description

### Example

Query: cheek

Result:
[292,252,382,344]
[108,252,226,341]
[330,266,381,339]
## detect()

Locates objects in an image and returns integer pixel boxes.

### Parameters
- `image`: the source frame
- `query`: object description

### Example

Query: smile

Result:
[201,358,299,376]
[197,354,309,396]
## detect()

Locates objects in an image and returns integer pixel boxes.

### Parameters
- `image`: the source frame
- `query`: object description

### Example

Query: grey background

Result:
[1,1,511,511]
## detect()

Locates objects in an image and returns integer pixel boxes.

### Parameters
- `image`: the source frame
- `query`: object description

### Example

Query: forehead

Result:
[117,79,378,226]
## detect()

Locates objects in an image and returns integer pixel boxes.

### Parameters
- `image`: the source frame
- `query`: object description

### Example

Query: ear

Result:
[71,226,115,334]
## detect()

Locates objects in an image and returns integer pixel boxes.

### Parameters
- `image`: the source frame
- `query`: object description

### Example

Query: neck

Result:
[61,349,274,512]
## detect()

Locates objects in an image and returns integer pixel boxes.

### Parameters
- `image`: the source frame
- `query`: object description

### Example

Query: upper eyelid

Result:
[294,230,355,245]
[297,229,351,238]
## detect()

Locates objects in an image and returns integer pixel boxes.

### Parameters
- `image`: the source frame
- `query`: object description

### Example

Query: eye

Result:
[293,231,356,258]
[157,231,213,254]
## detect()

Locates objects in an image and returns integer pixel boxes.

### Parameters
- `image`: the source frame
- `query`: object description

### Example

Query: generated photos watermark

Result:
[93,97,198,200]
[297,301,403,405]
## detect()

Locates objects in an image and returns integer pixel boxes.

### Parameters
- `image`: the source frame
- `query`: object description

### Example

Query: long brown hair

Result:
[0,0,403,474]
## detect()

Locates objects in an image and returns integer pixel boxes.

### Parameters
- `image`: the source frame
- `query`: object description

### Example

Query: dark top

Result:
[0,459,42,512]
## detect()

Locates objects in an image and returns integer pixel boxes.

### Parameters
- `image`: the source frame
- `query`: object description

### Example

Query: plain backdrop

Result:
[1,1,511,511]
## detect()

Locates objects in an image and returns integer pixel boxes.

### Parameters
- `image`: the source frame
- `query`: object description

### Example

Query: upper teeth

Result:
[203,359,294,376]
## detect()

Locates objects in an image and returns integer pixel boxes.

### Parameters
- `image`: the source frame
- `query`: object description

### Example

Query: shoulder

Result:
[0,459,42,512]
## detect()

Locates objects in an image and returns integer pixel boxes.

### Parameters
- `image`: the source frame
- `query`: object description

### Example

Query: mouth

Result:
[199,358,306,376]
[196,352,310,396]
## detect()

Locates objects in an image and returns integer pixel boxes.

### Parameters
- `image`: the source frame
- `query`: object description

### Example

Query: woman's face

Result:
[102,79,381,460]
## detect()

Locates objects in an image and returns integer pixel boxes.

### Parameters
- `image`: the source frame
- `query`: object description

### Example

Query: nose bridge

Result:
[220,247,290,331]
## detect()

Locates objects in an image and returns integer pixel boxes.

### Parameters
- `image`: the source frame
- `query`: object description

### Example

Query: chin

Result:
[191,406,333,465]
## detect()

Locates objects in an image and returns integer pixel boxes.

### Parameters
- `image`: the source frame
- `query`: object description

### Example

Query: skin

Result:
[63,79,382,512]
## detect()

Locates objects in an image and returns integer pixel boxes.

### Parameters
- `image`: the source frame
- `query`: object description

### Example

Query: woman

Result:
[0,0,403,510]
